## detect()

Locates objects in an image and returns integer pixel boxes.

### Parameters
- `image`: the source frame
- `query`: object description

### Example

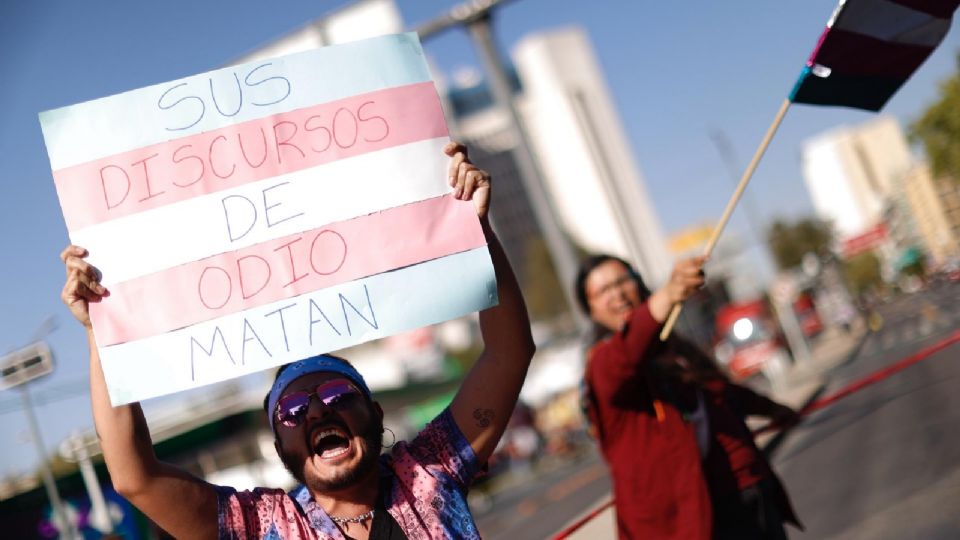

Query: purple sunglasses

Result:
[274,379,363,428]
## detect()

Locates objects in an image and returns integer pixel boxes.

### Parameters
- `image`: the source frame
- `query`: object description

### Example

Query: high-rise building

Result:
[900,163,960,266]
[445,77,545,288]
[802,115,960,273]
[940,178,960,257]
[230,0,403,61]
[801,116,913,242]
[451,27,672,287]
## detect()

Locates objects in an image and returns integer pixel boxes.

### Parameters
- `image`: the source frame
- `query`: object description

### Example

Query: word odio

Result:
[196,229,348,311]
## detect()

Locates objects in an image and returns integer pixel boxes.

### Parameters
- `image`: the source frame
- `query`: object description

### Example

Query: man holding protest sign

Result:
[60,142,535,539]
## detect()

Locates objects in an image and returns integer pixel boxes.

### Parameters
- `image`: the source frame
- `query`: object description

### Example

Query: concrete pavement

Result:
[556,321,867,539]
[752,318,868,448]
[773,286,960,538]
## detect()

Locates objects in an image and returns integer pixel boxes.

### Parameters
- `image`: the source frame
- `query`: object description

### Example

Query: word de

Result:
[221,181,304,242]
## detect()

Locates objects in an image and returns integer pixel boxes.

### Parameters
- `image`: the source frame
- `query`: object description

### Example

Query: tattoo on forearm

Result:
[473,408,495,428]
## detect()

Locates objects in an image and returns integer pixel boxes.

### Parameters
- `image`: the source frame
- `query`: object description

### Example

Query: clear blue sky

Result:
[1,0,958,475]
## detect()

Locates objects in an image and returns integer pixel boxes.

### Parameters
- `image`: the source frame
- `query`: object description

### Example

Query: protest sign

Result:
[40,33,497,405]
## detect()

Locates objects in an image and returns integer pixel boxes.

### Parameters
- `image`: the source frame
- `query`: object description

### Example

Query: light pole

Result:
[61,431,113,534]
[1,341,78,539]
[416,0,588,330]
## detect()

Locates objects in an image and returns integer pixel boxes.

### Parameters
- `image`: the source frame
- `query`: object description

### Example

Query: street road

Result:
[471,282,960,539]
[775,281,960,539]
[474,451,611,540]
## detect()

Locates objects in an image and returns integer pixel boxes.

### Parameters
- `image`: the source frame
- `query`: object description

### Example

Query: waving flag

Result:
[790,0,960,111]
[40,34,497,405]
[660,0,960,339]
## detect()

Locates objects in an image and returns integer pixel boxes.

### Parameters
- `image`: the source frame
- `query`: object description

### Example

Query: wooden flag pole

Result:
[659,98,793,341]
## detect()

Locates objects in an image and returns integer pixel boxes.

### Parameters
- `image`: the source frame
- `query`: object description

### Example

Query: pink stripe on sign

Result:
[54,82,448,231]
[89,195,484,346]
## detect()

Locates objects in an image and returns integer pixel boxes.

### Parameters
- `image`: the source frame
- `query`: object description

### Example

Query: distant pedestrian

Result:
[575,254,802,539]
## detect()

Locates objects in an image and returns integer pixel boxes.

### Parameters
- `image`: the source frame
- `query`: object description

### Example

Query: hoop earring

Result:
[382,427,396,449]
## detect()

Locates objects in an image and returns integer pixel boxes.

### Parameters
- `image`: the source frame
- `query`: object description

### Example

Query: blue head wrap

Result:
[266,354,371,431]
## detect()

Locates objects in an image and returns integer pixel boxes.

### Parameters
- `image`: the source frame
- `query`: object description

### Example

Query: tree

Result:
[766,218,834,271]
[910,52,960,182]
[842,251,883,296]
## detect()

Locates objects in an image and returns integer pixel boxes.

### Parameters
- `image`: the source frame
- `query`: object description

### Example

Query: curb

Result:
[761,328,871,458]
[761,383,825,458]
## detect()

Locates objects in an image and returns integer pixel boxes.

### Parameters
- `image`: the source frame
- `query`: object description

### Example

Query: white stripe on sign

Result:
[98,246,497,406]
[71,138,451,285]
[832,0,952,46]
[40,33,431,170]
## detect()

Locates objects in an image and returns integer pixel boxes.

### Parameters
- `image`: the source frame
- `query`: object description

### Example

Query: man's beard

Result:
[279,414,384,492]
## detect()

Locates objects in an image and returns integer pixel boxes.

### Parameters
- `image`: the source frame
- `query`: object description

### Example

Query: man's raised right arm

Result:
[61,245,218,539]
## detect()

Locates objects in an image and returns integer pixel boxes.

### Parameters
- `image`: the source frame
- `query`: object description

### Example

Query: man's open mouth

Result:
[311,427,352,459]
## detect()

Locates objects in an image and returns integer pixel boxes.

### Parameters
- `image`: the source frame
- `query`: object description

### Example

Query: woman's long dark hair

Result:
[574,254,726,385]
[574,254,650,345]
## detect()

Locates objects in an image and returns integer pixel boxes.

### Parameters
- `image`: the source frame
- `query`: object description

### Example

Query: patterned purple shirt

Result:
[217,409,481,539]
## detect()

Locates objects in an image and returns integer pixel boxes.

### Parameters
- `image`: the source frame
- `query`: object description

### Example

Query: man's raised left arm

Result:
[443,142,536,465]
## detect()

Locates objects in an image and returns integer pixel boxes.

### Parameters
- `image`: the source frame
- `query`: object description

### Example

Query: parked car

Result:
[713,299,791,383]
